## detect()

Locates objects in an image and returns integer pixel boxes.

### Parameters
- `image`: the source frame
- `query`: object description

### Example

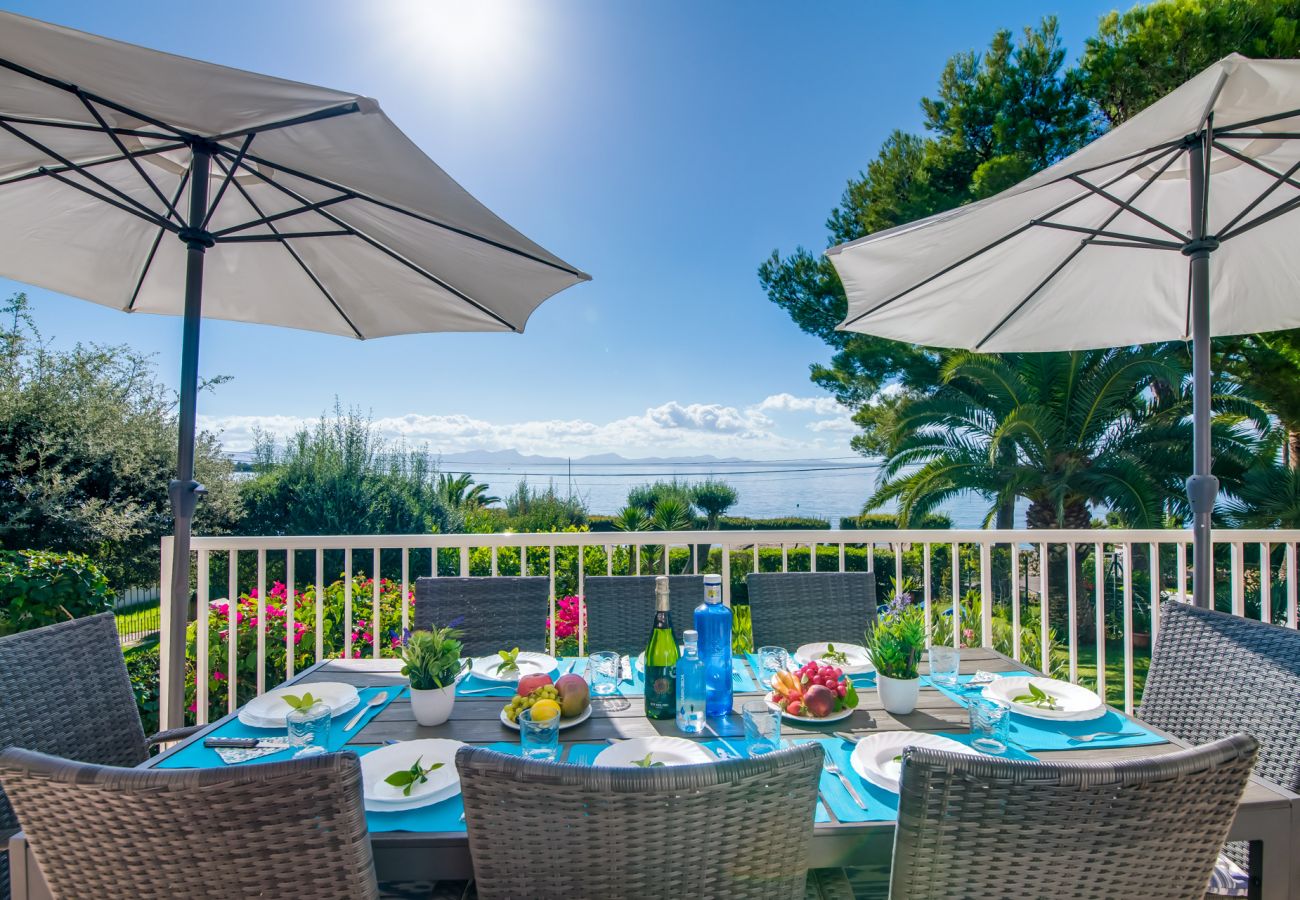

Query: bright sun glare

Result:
[374,0,541,93]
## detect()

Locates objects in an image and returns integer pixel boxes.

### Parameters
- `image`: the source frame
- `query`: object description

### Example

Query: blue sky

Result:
[1,0,1118,459]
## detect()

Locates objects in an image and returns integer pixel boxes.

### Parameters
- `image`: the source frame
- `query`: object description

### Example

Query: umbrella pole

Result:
[1186,135,1218,610]
[163,146,213,730]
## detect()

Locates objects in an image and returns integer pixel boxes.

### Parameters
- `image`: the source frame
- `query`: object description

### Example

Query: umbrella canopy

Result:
[0,11,588,727]
[828,54,1300,609]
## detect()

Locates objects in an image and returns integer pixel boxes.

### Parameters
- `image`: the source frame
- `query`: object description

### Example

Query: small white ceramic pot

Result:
[876,673,920,715]
[409,684,457,727]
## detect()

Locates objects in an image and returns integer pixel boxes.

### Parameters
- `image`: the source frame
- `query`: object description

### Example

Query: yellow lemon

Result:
[530,699,562,721]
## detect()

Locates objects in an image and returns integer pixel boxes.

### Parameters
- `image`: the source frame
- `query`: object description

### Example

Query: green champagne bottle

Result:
[645,575,679,719]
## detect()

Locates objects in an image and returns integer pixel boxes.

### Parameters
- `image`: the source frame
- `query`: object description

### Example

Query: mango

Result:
[556,673,590,718]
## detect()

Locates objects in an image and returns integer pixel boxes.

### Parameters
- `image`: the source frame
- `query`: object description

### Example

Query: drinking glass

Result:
[287,701,331,758]
[518,707,561,761]
[587,650,620,696]
[757,646,789,689]
[969,698,1010,754]
[741,699,782,756]
[929,645,961,688]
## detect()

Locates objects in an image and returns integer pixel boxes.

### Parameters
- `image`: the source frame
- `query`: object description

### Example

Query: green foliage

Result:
[715,515,829,530]
[502,481,587,532]
[436,473,499,510]
[124,641,161,737]
[864,602,927,679]
[239,404,460,537]
[840,513,952,530]
[691,479,739,528]
[930,591,1066,679]
[401,626,465,690]
[0,294,239,586]
[0,549,114,635]
[1079,0,1300,126]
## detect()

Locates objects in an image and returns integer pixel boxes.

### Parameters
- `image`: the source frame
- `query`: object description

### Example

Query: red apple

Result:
[516,673,553,697]
[804,684,836,718]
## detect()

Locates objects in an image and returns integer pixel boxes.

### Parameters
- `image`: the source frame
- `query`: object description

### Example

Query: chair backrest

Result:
[0,747,379,900]
[414,576,550,656]
[889,734,1259,900]
[746,572,876,650]
[457,742,823,900]
[0,612,148,894]
[1140,600,1300,791]
[584,575,702,655]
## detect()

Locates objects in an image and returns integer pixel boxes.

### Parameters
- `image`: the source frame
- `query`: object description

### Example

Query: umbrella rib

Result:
[224,146,588,281]
[1213,106,1300,134]
[0,113,173,141]
[1066,174,1187,241]
[211,192,355,238]
[75,90,182,225]
[217,230,351,242]
[203,133,255,231]
[973,148,1183,350]
[0,139,189,189]
[1219,192,1300,243]
[219,149,519,331]
[0,119,174,228]
[214,154,364,339]
[1028,220,1182,249]
[203,102,362,143]
[1215,151,1300,236]
[127,168,191,312]
[40,167,177,231]
[840,144,1182,329]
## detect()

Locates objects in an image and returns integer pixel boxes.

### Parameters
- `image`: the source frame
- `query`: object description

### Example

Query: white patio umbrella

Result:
[828,54,1300,611]
[0,12,589,726]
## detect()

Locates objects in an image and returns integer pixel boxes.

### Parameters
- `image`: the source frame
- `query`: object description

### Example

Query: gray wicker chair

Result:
[0,746,379,900]
[746,572,876,650]
[456,742,852,900]
[1139,598,1300,890]
[584,575,702,654]
[889,734,1259,900]
[414,576,550,656]
[0,613,202,897]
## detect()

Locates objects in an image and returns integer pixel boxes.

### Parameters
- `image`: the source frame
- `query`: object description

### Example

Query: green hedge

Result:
[839,513,953,530]
[0,549,114,635]
[125,641,161,737]
[586,514,832,532]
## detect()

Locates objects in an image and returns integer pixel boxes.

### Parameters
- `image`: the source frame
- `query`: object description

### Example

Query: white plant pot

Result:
[409,684,457,727]
[876,674,920,715]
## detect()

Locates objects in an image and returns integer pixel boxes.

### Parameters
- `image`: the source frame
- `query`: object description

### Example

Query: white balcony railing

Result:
[159,528,1300,730]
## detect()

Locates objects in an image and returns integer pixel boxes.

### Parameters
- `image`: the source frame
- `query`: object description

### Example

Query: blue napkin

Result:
[930,673,1167,751]
[157,686,401,769]
[360,741,524,833]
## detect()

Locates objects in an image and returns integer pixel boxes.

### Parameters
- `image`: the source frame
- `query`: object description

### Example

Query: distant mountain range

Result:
[226,448,858,468]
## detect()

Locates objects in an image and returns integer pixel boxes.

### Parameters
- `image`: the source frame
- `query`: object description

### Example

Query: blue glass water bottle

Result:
[694,574,733,717]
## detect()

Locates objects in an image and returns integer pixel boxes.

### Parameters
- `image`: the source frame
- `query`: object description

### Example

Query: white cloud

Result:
[199,397,824,459]
[752,393,843,415]
[808,415,856,433]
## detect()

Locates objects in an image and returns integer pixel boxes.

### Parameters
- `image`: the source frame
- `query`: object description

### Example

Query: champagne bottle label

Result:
[645,665,677,718]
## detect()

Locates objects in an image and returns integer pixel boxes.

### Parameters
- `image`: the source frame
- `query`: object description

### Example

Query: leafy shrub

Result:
[0,549,114,635]
[124,641,161,736]
[840,513,953,530]
[717,516,830,530]
[186,574,413,723]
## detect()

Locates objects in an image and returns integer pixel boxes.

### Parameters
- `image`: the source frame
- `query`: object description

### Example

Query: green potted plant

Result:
[401,625,466,726]
[865,598,927,714]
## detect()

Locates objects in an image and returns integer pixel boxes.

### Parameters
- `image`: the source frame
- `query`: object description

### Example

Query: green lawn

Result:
[114,600,160,643]
[1074,640,1151,708]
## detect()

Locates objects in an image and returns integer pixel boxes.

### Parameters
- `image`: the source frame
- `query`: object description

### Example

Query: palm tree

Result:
[436,472,499,510]
[868,347,1257,529]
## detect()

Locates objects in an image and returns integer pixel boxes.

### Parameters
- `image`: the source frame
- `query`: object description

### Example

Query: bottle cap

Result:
[703,574,722,584]
[683,629,698,645]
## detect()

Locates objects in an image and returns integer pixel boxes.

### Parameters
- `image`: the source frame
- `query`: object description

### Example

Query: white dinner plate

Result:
[499,703,593,730]
[238,682,360,729]
[360,739,466,811]
[765,692,856,724]
[794,642,875,675]
[593,736,715,768]
[982,676,1107,721]
[470,651,557,683]
[850,731,980,793]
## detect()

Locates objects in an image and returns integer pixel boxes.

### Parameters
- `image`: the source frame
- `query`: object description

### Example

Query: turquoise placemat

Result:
[157,686,401,769]
[360,741,523,833]
[745,652,876,688]
[929,673,1168,751]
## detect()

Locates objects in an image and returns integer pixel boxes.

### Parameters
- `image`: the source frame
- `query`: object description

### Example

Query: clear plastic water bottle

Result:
[676,629,706,734]
[694,574,733,717]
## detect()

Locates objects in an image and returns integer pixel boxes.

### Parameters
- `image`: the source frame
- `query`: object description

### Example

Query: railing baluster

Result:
[838,542,845,571]
[923,542,933,646]
[228,550,239,715]
[895,543,904,600]
[344,549,353,659]
[1094,542,1105,702]
[196,549,209,725]
[1176,541,1187,601]
[753,543,759,574]
[868,544,875,571]
[1149,541,1160,645]
[1123,542,1134,715]
[1066,542,1078,683]
[1010,542,1021,661]
[1289,542,1298,629]
[811,542,818,573]
[979,542,992,648]
[548,545,557,655]
[401,548,410,636]
[635,544,641,576]
[1260,542,1272,624]
[781,543,788,573]
[520,545,526,576]
[256,548,267,695]
[314,549,324,664]
[721,546,731,605]
[605,544,613,577]
[372,547,382,660]
[950,542,960,649]
[1231,542,1245,616]
[1038,542,1049,676]
[490,546,498,577]
[578,542,586,656]
[459,545,469,577]
[285,551,295,680]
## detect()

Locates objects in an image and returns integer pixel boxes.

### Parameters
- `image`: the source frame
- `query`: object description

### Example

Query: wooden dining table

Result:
[9,647,1299,899]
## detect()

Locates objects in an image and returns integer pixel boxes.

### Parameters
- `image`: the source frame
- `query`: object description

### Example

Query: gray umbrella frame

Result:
[840,94,1300,611]
[0,54,586,728]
